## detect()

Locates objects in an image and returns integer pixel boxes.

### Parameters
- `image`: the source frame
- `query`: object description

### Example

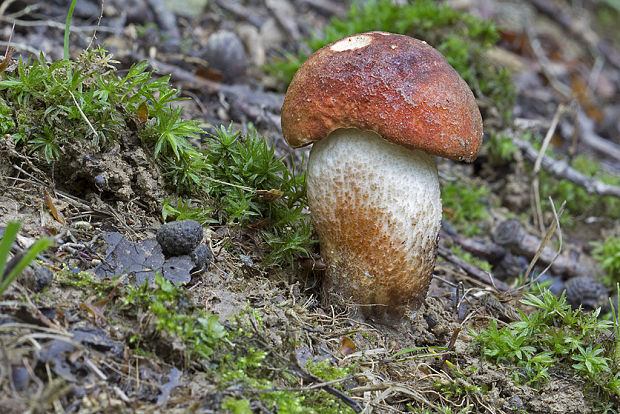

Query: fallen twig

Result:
[526,25,571,99]
[508,133,620,198]
[493,216,588,278]
[146,0,180,41]
[213,0,265,28]
[437,245,512,292]
[526,0,620,71]
[145,57,284,112]
[520,199,565,289]
[439,230,506,263]
[575,109,620,163]
[349,382,441,412]
[300,0,346,17]
[0,16,117,33]
[265,0,301,43]
[531,105,567,232]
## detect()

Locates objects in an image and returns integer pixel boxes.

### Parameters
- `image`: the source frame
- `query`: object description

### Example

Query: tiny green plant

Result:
[64,0,78,60]
[441,181,490,236]
[55,264,118,297]
[202,124,314,267]
[486,132,518,165]
[0,49,203,180]
[470,288,618,401]
[221,397,252,414]
[572,345,610,379]
[0,48,313,268]
[434,377,481,400]
[125,273,226,361]
[161,197,216,225]
[539,155,620,227]
[306,359,352,383]
[593,236,620,286]
[0,221,53,296]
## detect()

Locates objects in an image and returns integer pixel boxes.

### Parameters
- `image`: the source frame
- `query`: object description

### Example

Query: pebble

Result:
[32,264,53,292]
[11,365,29,391]
[563,276,608,310]
[203,30,248,82]
[529,273,565,297]
[239,254,254,266]
[190,244,212,271]
[156,219,203,256]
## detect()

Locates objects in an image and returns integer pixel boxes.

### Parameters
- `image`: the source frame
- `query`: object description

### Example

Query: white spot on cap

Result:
[330,34,372,52]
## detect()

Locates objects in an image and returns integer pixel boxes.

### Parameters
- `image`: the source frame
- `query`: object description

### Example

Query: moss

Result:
[1,49,314,269]
[470,288,619,402]
[593,236,620,286]
[216,309,356,414]
[539,155,620,226]
[442,181,491,236]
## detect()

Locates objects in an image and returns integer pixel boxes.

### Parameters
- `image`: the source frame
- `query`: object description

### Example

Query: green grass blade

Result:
[0,221,21,279]
[0,235,53,295]
[64,0,78,60]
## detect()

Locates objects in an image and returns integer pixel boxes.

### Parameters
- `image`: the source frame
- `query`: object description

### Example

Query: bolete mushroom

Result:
[281,32,483,324]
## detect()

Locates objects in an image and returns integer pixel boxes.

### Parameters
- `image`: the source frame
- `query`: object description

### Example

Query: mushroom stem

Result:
[307,128,442,324]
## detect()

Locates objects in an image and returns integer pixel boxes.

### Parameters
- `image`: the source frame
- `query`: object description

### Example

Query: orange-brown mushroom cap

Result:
[281,32,483,162]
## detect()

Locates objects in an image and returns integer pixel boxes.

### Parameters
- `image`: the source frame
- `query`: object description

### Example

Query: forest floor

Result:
[0,0,619,413]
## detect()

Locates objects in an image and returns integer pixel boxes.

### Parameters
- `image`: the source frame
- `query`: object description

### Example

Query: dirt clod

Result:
[156,219,204,256]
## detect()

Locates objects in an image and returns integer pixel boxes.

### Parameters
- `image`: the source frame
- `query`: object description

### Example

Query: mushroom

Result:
[281,32,483,324]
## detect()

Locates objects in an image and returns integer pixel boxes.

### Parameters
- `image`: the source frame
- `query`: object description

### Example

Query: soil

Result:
[0,0,619,413]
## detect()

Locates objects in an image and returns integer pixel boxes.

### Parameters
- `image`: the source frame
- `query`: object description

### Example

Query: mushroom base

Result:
[307,129,442,325]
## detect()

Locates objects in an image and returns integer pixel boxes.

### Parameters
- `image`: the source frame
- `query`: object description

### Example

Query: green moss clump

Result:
[216,309,356,414]
[593,236,620,286]
[539,155,620,225]
[0,49,314,268]
[125,273,226,362]
[470,288,619,404]
[486,132,519,165]
[442,181,491,236]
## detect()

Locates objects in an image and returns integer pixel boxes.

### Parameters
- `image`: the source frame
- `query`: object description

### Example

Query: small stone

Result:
[156,220,203,256]
[563,276,608,310]
[162,256,193,284]
[32,264,53,292]
[11,365,28,391]
[203,30,247,82]
[239,254,254,266]
[529,273,565,297]
[505,395,525,412]
[190,244,212,271]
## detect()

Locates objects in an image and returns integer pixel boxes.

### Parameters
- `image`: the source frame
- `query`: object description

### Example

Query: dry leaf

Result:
[136,101,149,123]
[339,336,356,356]
[256,189,283,202]
[0,47,15,74]
[43,189,66,224]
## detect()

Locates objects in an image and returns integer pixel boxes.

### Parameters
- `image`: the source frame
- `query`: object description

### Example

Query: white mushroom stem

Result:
[307,128,442,323]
